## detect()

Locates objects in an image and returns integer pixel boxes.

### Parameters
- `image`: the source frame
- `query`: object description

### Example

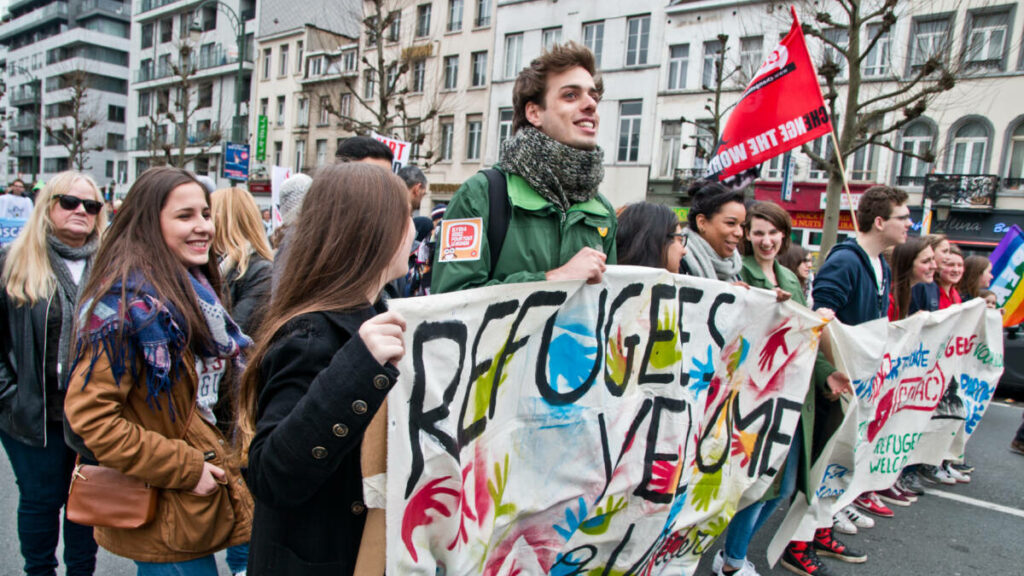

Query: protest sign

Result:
[988,223,1024,326]
[371,132,412,173]
[0,218,26,245]
[707,7,833,180]
[386,267,826,575]
[768,299,1003,564]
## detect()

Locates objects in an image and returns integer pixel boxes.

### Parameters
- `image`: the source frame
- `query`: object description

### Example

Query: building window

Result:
[343,49,357,72]
[625,15,650,66]
[262,48,272,79]
[447,0,463,33]
[808,133,834,180]
[702,39,724,89]
[273,141,283,166]
[821,28,848,78]
[339,93,351,117]
[965,10,1009,69]
[259,98,268,117]
[504,33,523,78]
[466,116,482,160]
[297,97,309,127]
[498,108,513,149]
[1007,123,1024,184]
[910,16,952,69]
[416,4,432,37]
[471,51,487,86]
[279,44,289,76]
[862,24,891,77]
[141,23,153,49]
[367,15,379,46]
[660,121,681,177]
[440,117,454,161]
[364,70,376,99]
[316,139,328,166]
[295,140,305,171]
[109,105,125,123]
[296,41,304,74]
[197,82,213,109]
[896,121,934,185]
[159,18,172,43]
[386,63,399,92]
[849,120,880,181]
[308,55,323,77]
[387,11,401,42]
[617,101,642,163]
[106,160,115,178]
[138,92,151,117]
[667,44,688,90]
[583,21,604,69]
[950,121,989,174]
[542,27,562,51]
[319,96,330,126]
[276,96,286,127]
[443,55,459,90]
[739,36,763,82]
[475,0,491,27]
[411,60,426,92]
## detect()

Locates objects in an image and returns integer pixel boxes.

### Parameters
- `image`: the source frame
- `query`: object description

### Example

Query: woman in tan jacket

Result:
[64,166,253,575]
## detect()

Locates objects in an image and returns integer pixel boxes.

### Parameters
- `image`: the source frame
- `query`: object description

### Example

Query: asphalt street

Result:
[0,401,1021,575]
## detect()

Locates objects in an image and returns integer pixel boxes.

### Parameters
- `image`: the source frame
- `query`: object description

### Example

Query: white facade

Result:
[1,0,131,191]
[489,0,666,208]
[125,0,256,190]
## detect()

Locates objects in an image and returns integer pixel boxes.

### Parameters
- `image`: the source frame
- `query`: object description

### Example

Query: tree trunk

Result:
[819,170,846,257]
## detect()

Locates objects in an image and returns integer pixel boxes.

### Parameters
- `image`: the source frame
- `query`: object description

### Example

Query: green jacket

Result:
[740,256,835,504]
[431,172,617,294]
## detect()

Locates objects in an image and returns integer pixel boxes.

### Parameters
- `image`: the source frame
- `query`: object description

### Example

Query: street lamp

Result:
[189,0,247,144]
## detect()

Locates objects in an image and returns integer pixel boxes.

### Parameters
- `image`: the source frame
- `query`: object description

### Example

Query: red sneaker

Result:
[813,527,868,563]
[781,541,835,576]
[853,492,894,518]
[876,486,912,507]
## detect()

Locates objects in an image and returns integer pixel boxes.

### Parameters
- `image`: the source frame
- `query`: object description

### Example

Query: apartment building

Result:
[488,0,667,207]
[658,0,1024,252]
[0,0,131,190]
[252,0,359,177]
[125,0,256,189]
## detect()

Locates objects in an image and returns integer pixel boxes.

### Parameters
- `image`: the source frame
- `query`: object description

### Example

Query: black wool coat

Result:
[245,304,397,576]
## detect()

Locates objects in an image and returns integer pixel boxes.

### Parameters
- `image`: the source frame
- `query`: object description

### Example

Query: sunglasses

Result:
[669,233,688,247]
[53,194,103,215]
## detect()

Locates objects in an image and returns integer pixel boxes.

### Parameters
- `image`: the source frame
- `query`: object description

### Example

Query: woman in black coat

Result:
[210,186,274,336]
[238,163,414,575]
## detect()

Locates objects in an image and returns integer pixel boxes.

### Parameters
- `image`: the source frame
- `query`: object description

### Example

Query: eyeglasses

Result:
[887,214,912,222]
[669,233,688,247]
[53,194,103,215]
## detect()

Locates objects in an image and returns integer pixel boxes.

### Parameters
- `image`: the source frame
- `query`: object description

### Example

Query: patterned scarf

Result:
[71,270,251,416]
[681,227,742,282]
[498,126,605,212]
[46,234,98,388]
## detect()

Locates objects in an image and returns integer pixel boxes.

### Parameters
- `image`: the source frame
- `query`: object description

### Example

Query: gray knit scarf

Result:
[498,126,605,211]
[46,234,97,388]
[681,227,742,282]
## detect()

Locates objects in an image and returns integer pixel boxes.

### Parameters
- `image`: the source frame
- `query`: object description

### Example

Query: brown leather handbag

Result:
[66,463,157,529]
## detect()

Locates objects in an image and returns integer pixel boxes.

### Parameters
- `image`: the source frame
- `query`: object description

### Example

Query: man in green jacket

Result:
[431,42,616,294]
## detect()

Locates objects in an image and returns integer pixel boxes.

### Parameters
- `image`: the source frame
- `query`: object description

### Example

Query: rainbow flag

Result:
[989,224,1024,326]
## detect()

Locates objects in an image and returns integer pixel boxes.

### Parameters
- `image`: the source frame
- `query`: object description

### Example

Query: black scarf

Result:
[46,234,98,388]
[498,126,605,211]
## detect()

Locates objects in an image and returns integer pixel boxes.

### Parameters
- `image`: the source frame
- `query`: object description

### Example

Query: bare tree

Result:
[798,0,957,256]
[316,0,446,164]
[145,41,223,168]
[681,34,740,179]
[43,70,102,172]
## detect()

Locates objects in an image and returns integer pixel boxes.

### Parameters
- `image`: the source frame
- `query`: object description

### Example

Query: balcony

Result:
[74,0,129,21]
[11,140,38,156]
[9,86,39,106]
[136,0,186,15]
[0,2,69,42]
[10,113,39,132]
[136,45,253,84]
[896,176,927,187]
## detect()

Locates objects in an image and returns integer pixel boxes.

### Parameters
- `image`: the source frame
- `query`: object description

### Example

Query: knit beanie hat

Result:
[195,175,217,194]
[279,173,313,226]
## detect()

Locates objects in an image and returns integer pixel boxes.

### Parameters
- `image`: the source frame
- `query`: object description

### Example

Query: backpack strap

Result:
[482,168,510,274]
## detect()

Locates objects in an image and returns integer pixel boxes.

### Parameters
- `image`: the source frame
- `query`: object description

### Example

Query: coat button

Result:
[373,374,390,390]
[351,500,366,515]
[312,446,328,459]
[332,423,349,437]
[352,400,368,415]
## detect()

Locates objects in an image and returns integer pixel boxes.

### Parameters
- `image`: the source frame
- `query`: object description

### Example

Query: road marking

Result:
[924,489,1024,519]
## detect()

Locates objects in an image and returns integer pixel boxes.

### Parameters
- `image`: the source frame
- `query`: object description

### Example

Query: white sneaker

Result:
[943,463,971,484]
[920,464,957,485]
[717,558,761,576]
[833,510,857,535]
[712,550,725,574]
[843,505,875,529]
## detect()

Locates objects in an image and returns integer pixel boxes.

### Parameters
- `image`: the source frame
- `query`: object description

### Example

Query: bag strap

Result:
[482,168,510,275]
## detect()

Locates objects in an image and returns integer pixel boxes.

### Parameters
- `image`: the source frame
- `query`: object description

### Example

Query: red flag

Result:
[708,7,833,180]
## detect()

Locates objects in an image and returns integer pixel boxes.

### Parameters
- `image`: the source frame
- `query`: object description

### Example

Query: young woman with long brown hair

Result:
[239,163,413,575]
[63,166,253,576]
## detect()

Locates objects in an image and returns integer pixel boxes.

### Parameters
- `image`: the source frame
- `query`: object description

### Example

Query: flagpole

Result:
[829,130,858,233]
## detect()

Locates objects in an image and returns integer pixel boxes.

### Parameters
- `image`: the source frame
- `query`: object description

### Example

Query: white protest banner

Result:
[768,299,1003,564]
[269,165,291,230]
[386,267,826,575]
[371,131,412,173]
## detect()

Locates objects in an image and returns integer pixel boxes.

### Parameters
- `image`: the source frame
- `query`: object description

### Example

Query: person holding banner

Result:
[937,244,964,310]
[957,256,994,302]
[239,163,412,575]
[0,172,107,576]
[679,182,746,282]
[615,202,687,272]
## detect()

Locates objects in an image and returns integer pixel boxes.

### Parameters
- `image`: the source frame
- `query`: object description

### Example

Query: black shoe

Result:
[813,527,867,563]
[781,541,835,576]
